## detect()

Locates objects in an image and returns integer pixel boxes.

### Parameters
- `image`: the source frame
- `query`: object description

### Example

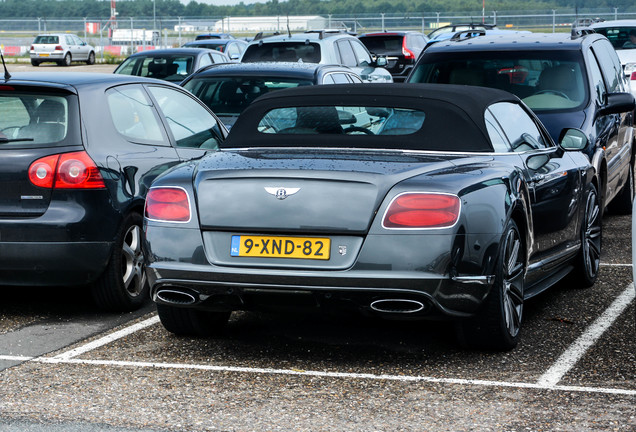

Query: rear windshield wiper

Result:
[0,137,34,143]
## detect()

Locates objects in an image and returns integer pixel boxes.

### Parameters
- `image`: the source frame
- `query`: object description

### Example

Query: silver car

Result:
[30,33,96,67]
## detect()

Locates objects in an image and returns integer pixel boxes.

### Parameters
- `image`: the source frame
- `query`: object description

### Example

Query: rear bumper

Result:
[0,241,113,285]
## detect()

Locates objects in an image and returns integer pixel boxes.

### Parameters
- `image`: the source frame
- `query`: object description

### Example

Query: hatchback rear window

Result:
[242,42,321,63]
[359,36,404,54]
[0,92,79,147]
[33,35,59,44]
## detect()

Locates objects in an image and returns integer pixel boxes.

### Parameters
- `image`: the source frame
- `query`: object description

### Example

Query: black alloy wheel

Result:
[86,51,95,65]
[457,218,525,351]
[91,212,149,311]
[574,183,602,287]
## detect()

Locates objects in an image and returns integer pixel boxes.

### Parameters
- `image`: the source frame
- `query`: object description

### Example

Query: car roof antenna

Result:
[287,15,292,38]
[0,48,11,80]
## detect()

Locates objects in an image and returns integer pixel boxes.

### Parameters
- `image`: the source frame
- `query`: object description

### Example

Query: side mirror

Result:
[375,56,388,67]
[558,128,588,151]
[526,154,550,170]
[598,92,635,116]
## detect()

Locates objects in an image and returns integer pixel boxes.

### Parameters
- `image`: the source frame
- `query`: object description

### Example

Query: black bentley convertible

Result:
[143,83,600,350]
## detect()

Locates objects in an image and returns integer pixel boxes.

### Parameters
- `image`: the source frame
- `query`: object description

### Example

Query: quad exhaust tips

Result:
[370,299,426,314]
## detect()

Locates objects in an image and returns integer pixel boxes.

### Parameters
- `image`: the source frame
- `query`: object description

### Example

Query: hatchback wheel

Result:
[30,60,40,66]
[60,52,71,66]
[157,304,231,337]
[92,212,149,311]
[457,219,525,351]
[86,51,95,65]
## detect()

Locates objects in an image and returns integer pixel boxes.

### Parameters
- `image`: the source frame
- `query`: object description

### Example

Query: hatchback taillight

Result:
[54,45,63,51]
[402,38,415,60]
[631,71,636,81]
[383,193,460,229]
[145,187,191,222]
[28,151,106,189]
[30,45,34,51]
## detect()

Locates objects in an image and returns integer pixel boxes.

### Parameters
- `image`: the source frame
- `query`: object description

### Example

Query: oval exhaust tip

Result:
[370,299,426,314]
[156,289,197,305]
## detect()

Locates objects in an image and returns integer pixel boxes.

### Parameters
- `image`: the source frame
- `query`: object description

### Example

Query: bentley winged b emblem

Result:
[264,187,300,200]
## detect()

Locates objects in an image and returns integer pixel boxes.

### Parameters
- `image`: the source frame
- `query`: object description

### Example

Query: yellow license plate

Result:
[39,53,49,57]
[231,235,330,260]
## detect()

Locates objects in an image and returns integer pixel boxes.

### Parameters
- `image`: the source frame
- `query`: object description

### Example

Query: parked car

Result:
[358,31,428,82]
[426,23,497,41]
[144,83,598,351]
[590,20,636,97]
[30,33,95,67]
[180,62,362,128]
[182,39,249,61]
[0,73,227,311]
[195,33,235,40]
[408,31,636,215]
[113,48,230,83]
[241,30,393,83]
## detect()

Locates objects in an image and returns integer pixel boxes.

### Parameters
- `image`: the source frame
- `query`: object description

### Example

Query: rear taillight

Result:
[145,187,191,222]
[631,71,636,81]
[54,45,63,51]
[30,45,34,51]
[28,151,106,189]
[402,38,415,60]
[383,193,460,229]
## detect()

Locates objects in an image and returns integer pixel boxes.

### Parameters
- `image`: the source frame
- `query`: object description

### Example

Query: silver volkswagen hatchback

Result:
[30,33,96,67]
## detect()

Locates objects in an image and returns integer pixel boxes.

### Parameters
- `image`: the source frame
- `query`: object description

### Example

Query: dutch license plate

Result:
[231,235,330,260]
[39,53,49,57]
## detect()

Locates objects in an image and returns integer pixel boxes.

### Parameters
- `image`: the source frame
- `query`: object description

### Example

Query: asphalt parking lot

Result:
[0,62,634,432]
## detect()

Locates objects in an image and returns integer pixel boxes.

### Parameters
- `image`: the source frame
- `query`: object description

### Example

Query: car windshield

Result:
[410,50,588,111]
[183,76,313,117]
[0,92,78,146]
[242,42,321,63]
[33,35,59,44]
[115,55,196,82]
[593,26,636,50]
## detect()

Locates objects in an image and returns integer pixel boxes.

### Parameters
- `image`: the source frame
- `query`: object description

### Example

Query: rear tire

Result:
[157,304,230,337]
[61,52,71,66]
[456,219,525,351]
[86,51,95,65]
[30,60,40,66]
[91,212,149,312]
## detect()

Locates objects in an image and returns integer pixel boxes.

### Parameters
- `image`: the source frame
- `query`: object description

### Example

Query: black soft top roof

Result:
[224,83,521,152]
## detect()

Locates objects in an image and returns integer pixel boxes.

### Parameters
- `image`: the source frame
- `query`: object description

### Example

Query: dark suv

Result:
[358,31,428,82]
[408,31,636,214]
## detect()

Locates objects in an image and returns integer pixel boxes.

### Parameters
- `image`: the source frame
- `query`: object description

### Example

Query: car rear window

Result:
[224,100,491,152]
[183,77,313,116]
[359,35,404,54]
[242,42,321,63]
[33,35,59,44]
[0,91,79,147]
[115,55,196,82]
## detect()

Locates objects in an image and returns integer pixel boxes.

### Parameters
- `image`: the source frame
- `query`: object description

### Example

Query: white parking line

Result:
[32,357,636,397]
[51,315,160,361]
[537,283,635,387]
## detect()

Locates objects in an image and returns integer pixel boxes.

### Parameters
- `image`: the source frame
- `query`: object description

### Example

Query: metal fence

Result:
[1,8,636,58]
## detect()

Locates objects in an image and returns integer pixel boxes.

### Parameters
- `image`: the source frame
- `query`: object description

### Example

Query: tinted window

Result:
[592,40,623,93]
[149,86,222,149]
[184,76,313,115]
[488,102,547,151]
[592,26,636,50]
[336,40,356,67]
[0,93,78,146]
[107,86,165,144]
[410,50,588,111]
[588,54,607,104]
[33,35,58,44]
[359,35,403,54]
[115,55,195,82]
[242,42,321,63]
[351,40,373,65]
